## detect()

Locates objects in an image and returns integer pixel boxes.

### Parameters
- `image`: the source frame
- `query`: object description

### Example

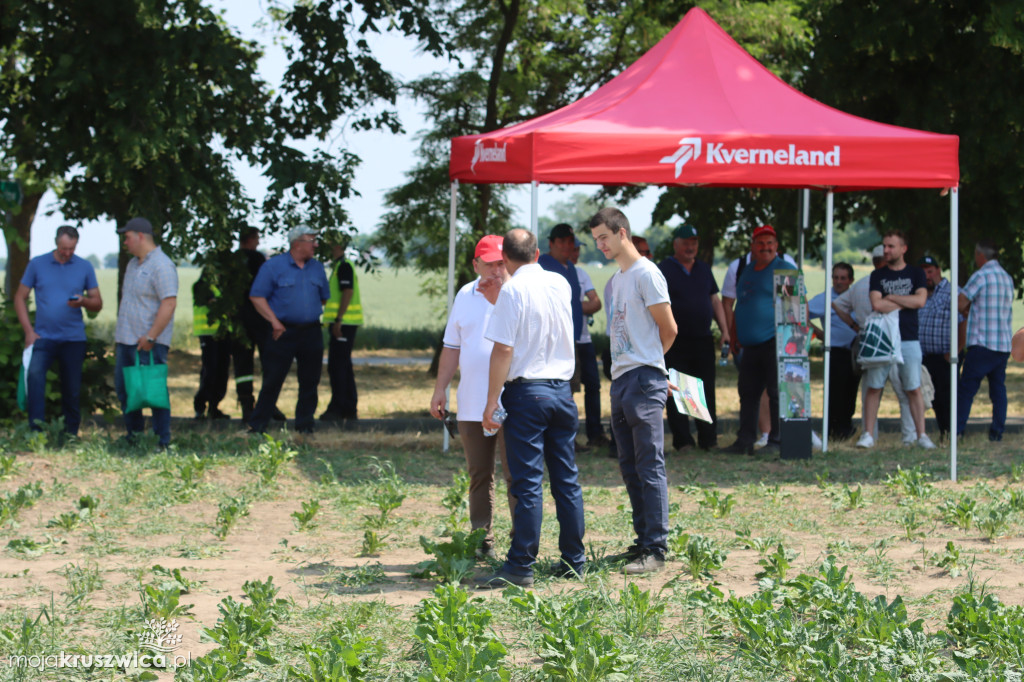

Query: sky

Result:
[4,0,661,261]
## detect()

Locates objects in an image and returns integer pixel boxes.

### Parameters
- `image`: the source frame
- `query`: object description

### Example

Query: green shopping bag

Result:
[123,350,170,412]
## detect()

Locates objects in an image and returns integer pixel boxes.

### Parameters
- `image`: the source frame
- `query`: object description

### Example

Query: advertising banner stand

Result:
[775,269,812,460]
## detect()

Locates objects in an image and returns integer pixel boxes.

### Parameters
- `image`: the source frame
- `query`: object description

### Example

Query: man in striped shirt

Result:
[956,240,1015,441]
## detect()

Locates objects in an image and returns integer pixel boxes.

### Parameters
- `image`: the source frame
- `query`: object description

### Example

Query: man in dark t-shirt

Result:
[858,229,932,450]
[658,224,729,451]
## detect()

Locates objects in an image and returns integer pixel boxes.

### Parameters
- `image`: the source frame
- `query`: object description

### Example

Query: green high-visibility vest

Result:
[324,259,363,325]
[192,283,222,336]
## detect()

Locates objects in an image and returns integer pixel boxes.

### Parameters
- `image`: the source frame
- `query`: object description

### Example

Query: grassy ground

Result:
[1,424,1022,680]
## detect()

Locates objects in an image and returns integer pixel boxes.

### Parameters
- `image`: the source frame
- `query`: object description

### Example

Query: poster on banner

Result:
[779,359,812,420]
[668,369,712,423]
[777,323,811,358]
[774,269,806,325]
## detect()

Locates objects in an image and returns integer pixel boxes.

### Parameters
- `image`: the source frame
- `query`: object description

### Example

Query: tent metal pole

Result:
[822,191,834,453]
[443,180,459,452]
[949,187,959,482]
[799,189,809,269]
[531,181,539,236]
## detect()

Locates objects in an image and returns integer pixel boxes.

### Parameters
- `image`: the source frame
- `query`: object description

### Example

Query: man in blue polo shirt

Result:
[247,225,330,435]
[723,225,789,456]
[14,225,103,436]
[658,224,729,451]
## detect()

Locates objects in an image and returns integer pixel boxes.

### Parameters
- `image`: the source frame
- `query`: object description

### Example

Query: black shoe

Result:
[550,562,585,580]
[721,440,753,456]
[623,551,665,575]
[476,569,534,590]
[475,546,498,562]
[272,408,287,421]
[606,544,643,563]
[587,435,611,449]
[208,408,231,420]
[575,441,593,455]
[193,411,206,421]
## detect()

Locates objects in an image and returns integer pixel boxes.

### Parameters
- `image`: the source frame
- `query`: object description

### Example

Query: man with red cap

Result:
[723,225,790,456]
[430,235,514,560]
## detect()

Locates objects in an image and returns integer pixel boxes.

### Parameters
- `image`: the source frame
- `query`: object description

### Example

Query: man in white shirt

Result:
[430,235,514,560]
[590,207,677,575]
[479,229,586,588]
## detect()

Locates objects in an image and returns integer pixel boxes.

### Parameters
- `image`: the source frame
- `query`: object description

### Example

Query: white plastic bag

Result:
[856,311,903,367]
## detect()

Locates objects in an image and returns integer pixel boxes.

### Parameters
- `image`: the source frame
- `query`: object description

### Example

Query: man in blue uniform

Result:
[247,225,330,435]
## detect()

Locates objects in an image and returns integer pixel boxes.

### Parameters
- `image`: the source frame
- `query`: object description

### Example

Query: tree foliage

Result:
[800,0,1024,286]
[0,0,446,293]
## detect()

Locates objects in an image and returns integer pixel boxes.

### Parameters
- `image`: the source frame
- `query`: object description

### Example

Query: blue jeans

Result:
[27,339,87,435]
[115,343,171,446]
[957,345,1010,438]
[576,343,604,441]
[610,365,670,556]
[500,380,586,577]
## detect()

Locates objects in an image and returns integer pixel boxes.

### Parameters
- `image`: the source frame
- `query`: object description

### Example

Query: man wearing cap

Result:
[658,224,728,451]
[723,225,790,456]
[859,230,932,450]
[430,235,514,560]
[14,225,103,437]
[957,240,1014,441]
[321,240,363,421]
[721,238,796,447]
[808,263,858,440]
[247,225,330,435]
[113,217,178,447]
[479,228,586,588]
[590,208,677,575]
[917,256,955,437]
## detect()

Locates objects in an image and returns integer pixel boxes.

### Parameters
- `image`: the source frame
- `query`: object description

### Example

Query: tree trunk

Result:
[3,190,42,297]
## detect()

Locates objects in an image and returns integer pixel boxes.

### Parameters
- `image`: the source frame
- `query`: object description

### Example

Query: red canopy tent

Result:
[445,8,962,475]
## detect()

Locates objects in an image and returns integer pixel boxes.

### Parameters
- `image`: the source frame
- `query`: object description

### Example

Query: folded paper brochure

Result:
[668,368,712,424]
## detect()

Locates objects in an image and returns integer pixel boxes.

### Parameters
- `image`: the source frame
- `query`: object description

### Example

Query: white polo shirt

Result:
[442,277,497,421]
[485,263,575,382]
[576,265,595,344]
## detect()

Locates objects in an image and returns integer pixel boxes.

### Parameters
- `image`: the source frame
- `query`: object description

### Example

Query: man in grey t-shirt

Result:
[590,207,677,576]
[114,217,178,448]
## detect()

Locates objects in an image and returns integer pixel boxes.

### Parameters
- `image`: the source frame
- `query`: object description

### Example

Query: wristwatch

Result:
[146,336,156,344]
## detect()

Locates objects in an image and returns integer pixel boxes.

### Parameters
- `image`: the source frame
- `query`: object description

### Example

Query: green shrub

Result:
[0,301,117,424]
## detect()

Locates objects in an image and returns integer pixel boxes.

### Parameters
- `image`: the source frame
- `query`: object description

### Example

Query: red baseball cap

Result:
[752,225,777,240]
[474,234,504,262]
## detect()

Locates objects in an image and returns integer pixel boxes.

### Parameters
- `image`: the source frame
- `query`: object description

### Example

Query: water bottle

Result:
[484,407,507,437]
[719,342,730,367]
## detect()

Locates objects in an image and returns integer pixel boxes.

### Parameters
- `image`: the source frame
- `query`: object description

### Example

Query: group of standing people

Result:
[429,213,1019,587]
[15,219,363,448]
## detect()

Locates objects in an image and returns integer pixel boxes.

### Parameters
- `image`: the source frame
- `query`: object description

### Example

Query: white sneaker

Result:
[902,435,917,446]
[917,434,937,449]
[811,431,822,451]
[856,432,875,449]
[754,432,769,448]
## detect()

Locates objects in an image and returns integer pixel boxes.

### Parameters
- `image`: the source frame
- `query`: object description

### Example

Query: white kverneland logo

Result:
[471,140,507,173]
[140,618,183,654]
[660,137,702,177]
[661,137,841,178]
